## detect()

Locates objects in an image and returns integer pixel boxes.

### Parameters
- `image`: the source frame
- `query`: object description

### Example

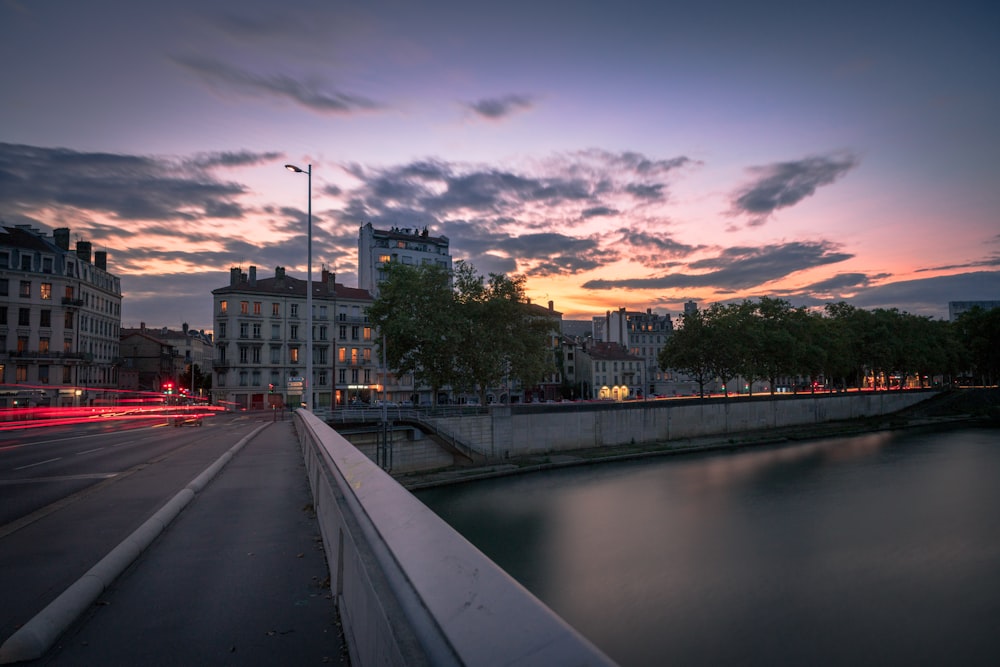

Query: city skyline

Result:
[2,0,998,332]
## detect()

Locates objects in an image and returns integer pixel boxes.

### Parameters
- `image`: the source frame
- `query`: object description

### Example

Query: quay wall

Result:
[422,391,936,463]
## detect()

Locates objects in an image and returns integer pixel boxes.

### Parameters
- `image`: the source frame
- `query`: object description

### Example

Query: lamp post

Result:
[285,163,313,411]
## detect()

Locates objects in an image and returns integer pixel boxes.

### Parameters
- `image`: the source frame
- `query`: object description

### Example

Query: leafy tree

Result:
[659,307,714,397]
[367,262,459,406]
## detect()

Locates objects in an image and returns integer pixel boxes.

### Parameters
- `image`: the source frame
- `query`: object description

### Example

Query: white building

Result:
[596,307,673,396]
[211,265,378,411]
[358,223,451,296]
[0,225,121,407]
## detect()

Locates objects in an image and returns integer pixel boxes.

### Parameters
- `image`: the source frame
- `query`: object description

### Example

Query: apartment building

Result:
[577,341,645,400]
[358,222,452,296]
[595,307,674,395]
[0,225,121,407]
[211,265,377,411]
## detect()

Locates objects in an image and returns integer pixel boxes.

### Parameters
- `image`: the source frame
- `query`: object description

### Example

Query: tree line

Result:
[367,261,554,405]
[659,298,1000,397]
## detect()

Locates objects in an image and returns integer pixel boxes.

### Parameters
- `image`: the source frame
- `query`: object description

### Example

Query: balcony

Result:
[61,297,85,307]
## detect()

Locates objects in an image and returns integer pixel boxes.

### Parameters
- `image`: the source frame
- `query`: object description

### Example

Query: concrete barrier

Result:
[295,410,616,667]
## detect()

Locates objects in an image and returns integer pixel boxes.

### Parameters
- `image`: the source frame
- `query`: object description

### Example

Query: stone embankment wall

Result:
[413,391,935,468]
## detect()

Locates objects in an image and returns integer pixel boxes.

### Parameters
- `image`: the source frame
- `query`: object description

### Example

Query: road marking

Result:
[76,448,105,455]
[0,473,118,486]
[14,457,62,470]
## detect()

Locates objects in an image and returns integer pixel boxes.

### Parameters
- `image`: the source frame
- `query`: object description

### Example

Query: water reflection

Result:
[417,428,1000,666]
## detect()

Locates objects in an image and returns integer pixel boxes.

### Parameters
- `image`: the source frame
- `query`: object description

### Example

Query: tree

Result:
[452,263,553,404]
[367,262,460,406]
[659,308,715,398]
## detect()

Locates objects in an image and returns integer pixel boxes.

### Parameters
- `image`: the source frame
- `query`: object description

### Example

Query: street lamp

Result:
[285,163,313,411]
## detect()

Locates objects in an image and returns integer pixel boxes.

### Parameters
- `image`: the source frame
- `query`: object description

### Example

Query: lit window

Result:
[40,283,52,300]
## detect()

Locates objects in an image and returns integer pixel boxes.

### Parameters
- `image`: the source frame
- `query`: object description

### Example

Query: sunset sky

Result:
[2,0,998,333]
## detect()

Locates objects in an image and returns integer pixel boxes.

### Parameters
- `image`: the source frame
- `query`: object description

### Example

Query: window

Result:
[252,323,261,339]
[272,302,280,316]
[20,281,31,297]
[339,325,346,340]
[0,307,5,325]
[253,302,261,315]
[240,301,249,315]
[38,365,49,384]
[290,324,299,340]
[17,336,28,352]
[363,369,371,383]
[351,325,359,340]
[351,369,359,383]
[319,326,327,340]
[290,304,299,317]
[40,310,51,327]
[16,365,27,382]
[252,347,261,363]
[319,305,327,318]
[338,368,346,383]
[39,337,49,353]
[239,322,249,338]
[42,257,53,273]
[220,300,228,314]
[364,326,372,341]
[217,372,226,387]
[271,323,280,339]
[64,339,72,353]
[363,348,371,363]
[270,347,281,364]
[290,347,299,363]
[21,255,32,270]
[239,371,248,386]
[40,283,52,300]
[338,347,346,362]
[63,366,72,383]
[378,254,391,263]
[0,279,7,296]
[19,308,30,326]
[318,371,327,386]
[316,347,327,364]
[239,346,249,363]
[351,348,359,364]
[219,322,227,338]
[252,370,261,386]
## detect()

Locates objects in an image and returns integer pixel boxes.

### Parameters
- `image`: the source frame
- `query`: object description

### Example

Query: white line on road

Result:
[14,457,62,470]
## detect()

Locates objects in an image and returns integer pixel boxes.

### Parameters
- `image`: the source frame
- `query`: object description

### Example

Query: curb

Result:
[0,423,270,664]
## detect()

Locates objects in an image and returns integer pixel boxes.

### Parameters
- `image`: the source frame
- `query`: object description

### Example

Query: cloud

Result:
[730,152,858,224]
[847,271,1000,319]
[464,94,534,120]
[170,55,383,114]
[582,241,852,291]
[0,142,251,222]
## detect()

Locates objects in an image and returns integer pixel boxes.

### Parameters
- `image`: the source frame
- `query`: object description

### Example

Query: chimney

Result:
[94,250,107,270]
[140,322,146,331]
[322,268,336,294]
[549,300,554,311]
[54,228,70,250]
[182,322,189,334]
[249,266,257,286]
[275,266,285,280]
[76,241,92,263]
[230,267,241,286]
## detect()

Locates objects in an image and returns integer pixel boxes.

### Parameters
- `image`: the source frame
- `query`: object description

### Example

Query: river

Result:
[415,427,1000,666]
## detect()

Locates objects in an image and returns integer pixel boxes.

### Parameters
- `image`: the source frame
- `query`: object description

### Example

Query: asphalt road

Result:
[0,412,344,665]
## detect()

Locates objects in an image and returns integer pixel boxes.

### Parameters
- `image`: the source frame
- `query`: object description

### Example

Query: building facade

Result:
[578,341,645,400]
[119,323,213,398]
[0,225,121,407]
[211,265,378,412]
[358,223,452,296]
[596,307,674,396]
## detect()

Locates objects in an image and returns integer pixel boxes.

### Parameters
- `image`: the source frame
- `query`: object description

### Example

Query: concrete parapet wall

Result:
[493,391,934,457]
[296,410,616,667]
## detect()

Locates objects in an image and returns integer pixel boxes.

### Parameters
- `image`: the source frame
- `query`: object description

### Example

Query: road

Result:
[0,413,272,649]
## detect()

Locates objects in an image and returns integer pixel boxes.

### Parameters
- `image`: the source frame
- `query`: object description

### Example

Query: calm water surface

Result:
[416,428,1000,666]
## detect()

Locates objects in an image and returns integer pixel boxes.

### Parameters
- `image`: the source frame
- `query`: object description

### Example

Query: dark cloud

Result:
[583,241,852,291]
[0,142,248,221]
[616,228,701,260]
[730,152,858,224]
[347,150,693,225]
[171,55,383,114]
[465,94,534,120]
[847,271,1000,319]
[795,271,891,294]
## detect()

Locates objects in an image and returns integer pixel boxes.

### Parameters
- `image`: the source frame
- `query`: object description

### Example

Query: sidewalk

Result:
[37,419,347,666]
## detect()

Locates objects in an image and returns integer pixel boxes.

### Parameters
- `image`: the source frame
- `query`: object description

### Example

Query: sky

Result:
[1,0,998,333]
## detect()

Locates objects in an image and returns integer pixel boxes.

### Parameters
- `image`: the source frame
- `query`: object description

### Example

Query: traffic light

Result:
[163,381,174,394]
[268,383,275,394]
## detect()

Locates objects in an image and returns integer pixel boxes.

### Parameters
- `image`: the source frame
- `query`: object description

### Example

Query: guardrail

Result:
[294,409,616,667]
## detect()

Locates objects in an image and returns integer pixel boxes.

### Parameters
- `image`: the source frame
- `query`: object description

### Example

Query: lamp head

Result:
[284,164,305,173]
